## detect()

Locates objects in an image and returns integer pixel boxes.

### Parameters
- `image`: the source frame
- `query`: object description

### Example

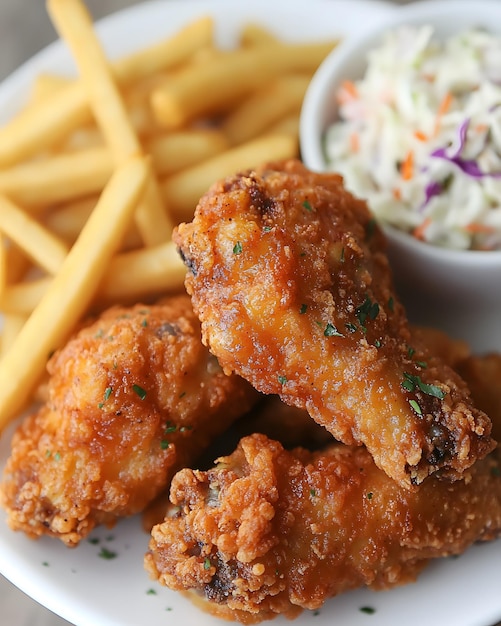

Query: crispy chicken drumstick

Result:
[0,295,257,546]
[173,159,494,487]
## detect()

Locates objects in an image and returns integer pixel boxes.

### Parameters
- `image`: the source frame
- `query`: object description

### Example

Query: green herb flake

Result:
[165,423,177,434]
[45,450,52,459]
[374,339,382,348]
[203,557,211,570]
[160,440,170,450]
[345,322,358,334]
[98,547,117,560]
[313,610,321,616]
[409,399,423,415]
[491,466,501,478]
[401,372,446,400]
[366,492,373,500]
[233,241,243,255]
[88,537,100,545]
[146,588,157,595]
[42,561,49,567]
[165,607,173,612]
[360,606,376,615]
[324,323,344,338]
[98,386,113,409]
[278,375,287,385]
[302,200,313,212]
[310,489,317,498]
[388,296,394,312]
[356,296,379,329]
[263,225,272,232]
[132,384,147,400]
[299,304,308,315]
[141,318,148,327]
[340,247,345,262]
[179,391,186,398]
[53,452,61,462]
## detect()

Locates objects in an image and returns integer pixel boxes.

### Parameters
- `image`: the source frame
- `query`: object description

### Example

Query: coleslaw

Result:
[324,25,501,250]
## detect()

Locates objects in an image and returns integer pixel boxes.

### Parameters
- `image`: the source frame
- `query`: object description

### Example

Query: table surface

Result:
[0,1,498,625]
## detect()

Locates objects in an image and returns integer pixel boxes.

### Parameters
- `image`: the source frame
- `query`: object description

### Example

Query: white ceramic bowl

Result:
[300,0,501,352]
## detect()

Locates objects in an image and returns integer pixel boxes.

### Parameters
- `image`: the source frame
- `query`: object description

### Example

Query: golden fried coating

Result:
[145,432,501,624]
[0,295,257,546]
[173,159,494,487]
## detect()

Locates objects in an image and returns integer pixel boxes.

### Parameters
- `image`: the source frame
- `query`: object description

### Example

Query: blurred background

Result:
[0,1,449,626]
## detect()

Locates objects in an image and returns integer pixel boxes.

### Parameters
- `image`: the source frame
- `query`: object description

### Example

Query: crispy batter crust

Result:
[0,295,257,546]
[145,432,501,623]
[173,159,494,487]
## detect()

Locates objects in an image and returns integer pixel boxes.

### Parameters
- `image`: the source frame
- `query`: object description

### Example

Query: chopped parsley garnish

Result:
[402,373,446,400]
[360,606,376,614]
[88,537,100,545]
[310,489,317,498]
[374,339,382,348]
[491,466,501,478]
[132,384,147,400]
[98,547,117,560]
[146,588,157,595]
[233,241,243,254]
[165,423,177,434]
[366,492,373,500]
[302,200,313,212]
[345,322,358,334]
[263,225,272,232]
[324,323,344,337]
[42,561,49,567]
[98,386,113,408]
[388,296,394,311]
[141,318,148,327]
[278,375,287,385]
[299,304,308,315]
[203,557,211,570]
[340,246,345,262]
[409,399,423,415]
[160,440,170,450]
[356,296,380,328]
[53,452,61,462]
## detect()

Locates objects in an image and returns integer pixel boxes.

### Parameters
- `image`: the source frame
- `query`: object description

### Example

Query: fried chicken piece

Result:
[456,353,501,442]
[0,295,257,547]
[173,159,494,487]
[145,431,501,624]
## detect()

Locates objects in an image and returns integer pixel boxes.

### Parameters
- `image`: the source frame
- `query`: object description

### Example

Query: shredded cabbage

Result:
[324,26,501,250]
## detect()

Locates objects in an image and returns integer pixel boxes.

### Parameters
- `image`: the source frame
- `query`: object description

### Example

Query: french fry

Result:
[0,313,27,357]
[0,195,69,275]
[162,133,298,221]
[0,235,6,297]
[0,147,111,208]
[98,240,185,303]
[147,129,229,176]
[4,243,31,285]
[222,74,310,145]
[0,155,150,433]
[239,23,279,47]
[151,41,336,129]
[0,16,213,168]
[29,73,70,105]
[47,0,173,245]
[45,196,143,251]
[0,277,52,315]
[0,241,185,313]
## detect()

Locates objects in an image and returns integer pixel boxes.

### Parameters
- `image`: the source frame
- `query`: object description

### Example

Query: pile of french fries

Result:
[0,0,337,432]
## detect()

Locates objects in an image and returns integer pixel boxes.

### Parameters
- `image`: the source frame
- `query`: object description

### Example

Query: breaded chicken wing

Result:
[173,159,494,487]
[0,295,257,546]
[145,432,501,624]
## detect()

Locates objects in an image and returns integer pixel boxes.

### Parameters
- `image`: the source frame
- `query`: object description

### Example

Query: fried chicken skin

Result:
[0,295,257,547]
[145,432,501,624]
[173,159,494,487]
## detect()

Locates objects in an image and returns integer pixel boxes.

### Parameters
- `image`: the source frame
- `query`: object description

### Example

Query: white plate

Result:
[1,2,501,626]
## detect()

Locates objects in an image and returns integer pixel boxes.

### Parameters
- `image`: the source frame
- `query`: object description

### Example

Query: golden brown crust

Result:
[145,432,501,623]
[0,295,257,546]
[173,159,494,487]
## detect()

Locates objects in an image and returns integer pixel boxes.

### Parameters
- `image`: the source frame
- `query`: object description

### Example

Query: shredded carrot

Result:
[464,222,496,234]
[401,150,414,181]
[349,132,360,153]
[413,217,432,241]
[475,123,488,133]
[413,130,428,142]
[433,92,452,136]
[336,79,359,104]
